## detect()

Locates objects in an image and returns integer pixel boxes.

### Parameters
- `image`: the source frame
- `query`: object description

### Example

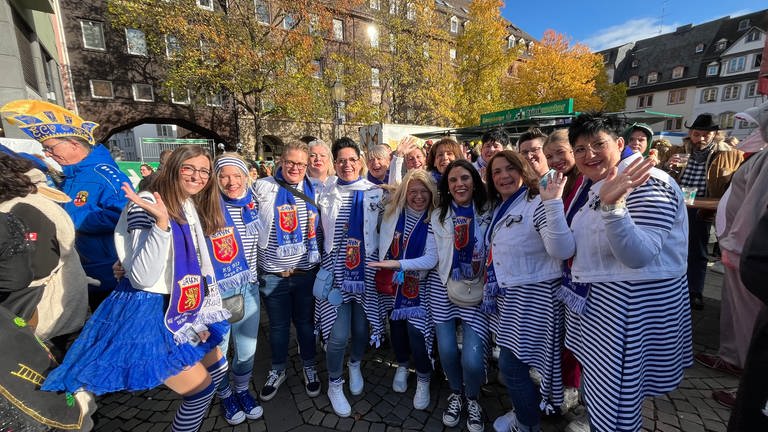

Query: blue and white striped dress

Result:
[315,190,383,346]
[380,209,435,357]
[490,203,564,408]
[566,176,693,431]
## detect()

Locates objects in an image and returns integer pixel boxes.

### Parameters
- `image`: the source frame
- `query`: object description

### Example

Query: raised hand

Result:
[599,158,653,205]
[539,171,566,202]
[121,182,170,230]
[396,136,418,157]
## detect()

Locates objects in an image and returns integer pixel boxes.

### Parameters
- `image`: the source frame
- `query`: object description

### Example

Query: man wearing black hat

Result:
[666,114,743,310]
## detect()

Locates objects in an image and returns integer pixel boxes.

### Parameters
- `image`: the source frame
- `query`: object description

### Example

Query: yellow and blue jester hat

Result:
[1,99,98,145]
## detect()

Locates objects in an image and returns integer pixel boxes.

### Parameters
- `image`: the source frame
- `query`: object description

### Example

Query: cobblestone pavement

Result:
[91,269,735,432]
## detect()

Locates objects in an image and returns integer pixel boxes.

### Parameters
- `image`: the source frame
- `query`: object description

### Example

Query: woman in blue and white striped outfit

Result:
[484,150,575,432]
[369,169,438,411]
[429,159,491,432]
[562,112,691,431]
[209,154,262,425]
[316,137,384,418]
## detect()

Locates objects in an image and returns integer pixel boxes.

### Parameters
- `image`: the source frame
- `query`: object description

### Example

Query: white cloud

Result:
[581,17,681,51]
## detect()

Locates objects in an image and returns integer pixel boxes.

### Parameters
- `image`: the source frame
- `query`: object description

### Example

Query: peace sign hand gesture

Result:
[121,182,170,231]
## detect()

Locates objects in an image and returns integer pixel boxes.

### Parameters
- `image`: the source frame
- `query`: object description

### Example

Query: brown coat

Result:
[667,139,743,199]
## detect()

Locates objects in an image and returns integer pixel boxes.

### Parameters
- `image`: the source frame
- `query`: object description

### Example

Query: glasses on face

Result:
[180,164,212,179]
[572,140,608,158]
[42,141,67,154]
[336,157,360,166]
[283,160,308,170]
[520,146,543,157]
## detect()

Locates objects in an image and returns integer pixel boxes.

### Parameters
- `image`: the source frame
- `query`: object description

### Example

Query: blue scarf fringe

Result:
[342,280,366,294]
[390,305,426,320]
[217,270,253,294]
[556,284,588,315]
[277,242,307,258]
[451,263,475,281]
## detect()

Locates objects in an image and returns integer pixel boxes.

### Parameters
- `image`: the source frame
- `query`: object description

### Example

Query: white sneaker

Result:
[392,366,409,393]
[493,410,517,432]
[565,415,591,432]
[327,378,351,417]
[561,387,580,413]
[413,379,430,410]
[348,361,364,396]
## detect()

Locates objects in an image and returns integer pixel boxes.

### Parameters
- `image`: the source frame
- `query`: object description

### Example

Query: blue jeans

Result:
[435,319,486,398]
[259,271,317,371]
[218,282,260,389]
[390,318,432,376]
[499,347,541,429]
[326,301,369,379]
[687,208,711,297]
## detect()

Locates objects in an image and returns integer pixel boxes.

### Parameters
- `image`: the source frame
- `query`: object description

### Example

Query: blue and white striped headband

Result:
[214,156,249,177]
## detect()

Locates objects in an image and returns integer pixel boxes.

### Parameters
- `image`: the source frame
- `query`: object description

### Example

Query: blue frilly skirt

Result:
[41,279,229,395]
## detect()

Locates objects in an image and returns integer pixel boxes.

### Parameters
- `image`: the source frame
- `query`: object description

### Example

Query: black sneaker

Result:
[260,369,286,401]
[442,392,463,427]
[303,366,321,397]
[466,398,485,432]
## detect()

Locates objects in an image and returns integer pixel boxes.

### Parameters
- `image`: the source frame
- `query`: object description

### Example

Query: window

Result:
[157,124,175,137]
[701,88,717,103]
[389,0,398,14]
[14,10,38,92]
[754,54,763,68]
[628,75,639,87]
[672,66,684,79]
[89,80,113,99]
[171,89,191,105]
[308,14,319,36]
[738,19,750,31]
[706,62,719,76]
[132,83,154,102]
[507,36,515,49]
[726,57,746,73]
[199,39,214,61]
[80,20,105,50]
[254,0,269,24]
[636,94,653,108]
[368,25,379,48]
[695,43,705,53]
[332,19,344,41]
[746,29,761,42]
[722,85,740,101]
[739,119,757,129]
[665,118,683,130]
[719,112,735,129]
[283,13,298,30]
[406,2,415,20]
[370,0,380,10]
[716,39,727,51]
[449,48,456,61]
[647,72,658,84]
[206,93,223,107]
[311,59,322,78]
[746,82,758,98]
[125,29,147,56]
[196,0,213,11]
[450,16,459,33]
[631,59,639,67]
[165,35,180,58]
[668,89,686,105]
[371,67,380,87]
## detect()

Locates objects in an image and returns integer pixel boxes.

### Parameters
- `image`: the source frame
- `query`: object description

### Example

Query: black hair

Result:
[0,153,37,202]
[516,128,547,148]
[568,111,621,145]
[331,137,361,159]
[437,159,487,223]
[481,128,510,147]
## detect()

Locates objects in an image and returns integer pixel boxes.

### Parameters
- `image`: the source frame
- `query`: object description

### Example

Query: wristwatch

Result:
[600,200,626,213]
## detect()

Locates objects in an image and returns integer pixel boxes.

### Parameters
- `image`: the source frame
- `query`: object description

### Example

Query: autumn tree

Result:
[595,66,628,112]
[505,30,607,112]
[334,0,458,127]
[108,0,362,157]
[454,0,517,127]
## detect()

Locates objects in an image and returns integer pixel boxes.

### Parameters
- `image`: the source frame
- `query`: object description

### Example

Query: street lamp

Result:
[331,79,346,140]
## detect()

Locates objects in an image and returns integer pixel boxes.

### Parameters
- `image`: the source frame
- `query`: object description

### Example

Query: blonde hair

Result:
[543,128,571,149]
[384,169,438,219]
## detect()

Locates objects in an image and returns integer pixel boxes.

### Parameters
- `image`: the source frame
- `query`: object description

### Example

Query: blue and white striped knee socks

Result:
[171,357,229,432]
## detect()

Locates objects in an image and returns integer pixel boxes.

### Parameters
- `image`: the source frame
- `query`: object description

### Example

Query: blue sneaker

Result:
[235,390,264,420]
[221,393,246,425]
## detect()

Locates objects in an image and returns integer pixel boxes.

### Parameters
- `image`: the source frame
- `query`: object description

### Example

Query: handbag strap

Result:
[274,177,319,210]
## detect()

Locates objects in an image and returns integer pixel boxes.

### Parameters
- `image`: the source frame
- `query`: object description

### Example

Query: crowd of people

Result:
[0,97,766,432]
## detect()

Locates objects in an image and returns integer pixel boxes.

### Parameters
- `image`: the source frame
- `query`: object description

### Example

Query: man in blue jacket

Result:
[2,100,129,311]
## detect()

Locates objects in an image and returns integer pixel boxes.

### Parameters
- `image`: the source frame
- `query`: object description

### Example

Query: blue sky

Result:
[501,0,763,51]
